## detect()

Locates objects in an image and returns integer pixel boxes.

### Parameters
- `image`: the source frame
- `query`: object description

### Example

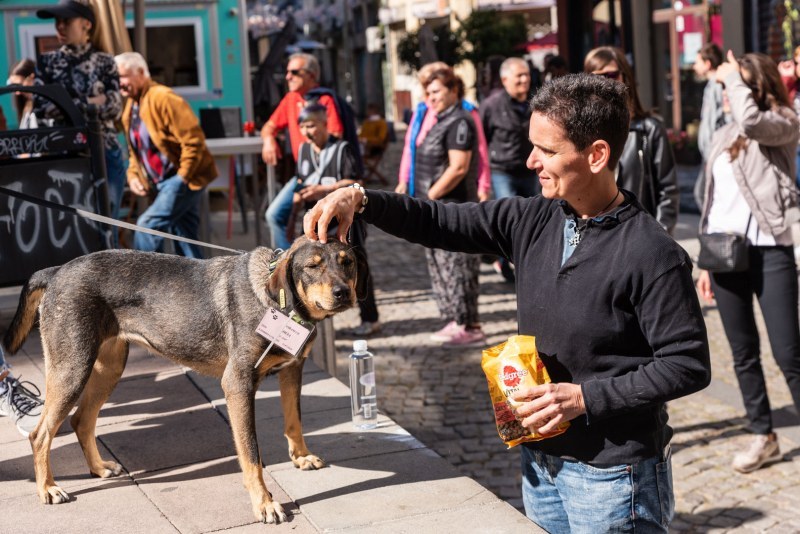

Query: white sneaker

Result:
[732,433,782,473]
[0,376,44,438]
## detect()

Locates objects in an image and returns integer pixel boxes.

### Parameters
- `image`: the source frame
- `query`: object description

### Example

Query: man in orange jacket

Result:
[115,52,217,258]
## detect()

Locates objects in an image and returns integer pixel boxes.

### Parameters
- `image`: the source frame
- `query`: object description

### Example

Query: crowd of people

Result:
[3,2,800,530]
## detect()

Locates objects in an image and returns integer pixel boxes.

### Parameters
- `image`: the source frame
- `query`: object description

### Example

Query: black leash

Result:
[0,185,246,255]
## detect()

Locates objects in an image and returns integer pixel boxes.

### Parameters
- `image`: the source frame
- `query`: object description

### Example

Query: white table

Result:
[205,136,277,247]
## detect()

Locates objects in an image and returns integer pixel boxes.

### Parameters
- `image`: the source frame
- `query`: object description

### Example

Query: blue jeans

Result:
[265,178,301,251]
[520,447,674,533]
[105,146,127,220]
[491,170,539,199]
[105,146,127,247]
[134,176,203,258]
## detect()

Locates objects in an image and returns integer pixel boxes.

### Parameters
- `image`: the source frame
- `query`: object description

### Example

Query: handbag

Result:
[697,215,751,273]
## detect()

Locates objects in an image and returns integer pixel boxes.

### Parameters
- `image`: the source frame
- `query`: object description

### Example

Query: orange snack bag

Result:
[481,335,570,448]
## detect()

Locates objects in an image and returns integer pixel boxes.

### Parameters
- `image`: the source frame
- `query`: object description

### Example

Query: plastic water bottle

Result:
[349,339,378,429]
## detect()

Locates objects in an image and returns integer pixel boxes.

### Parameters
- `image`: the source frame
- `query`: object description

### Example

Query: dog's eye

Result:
[340,258,353,267]
[305,263,320,269]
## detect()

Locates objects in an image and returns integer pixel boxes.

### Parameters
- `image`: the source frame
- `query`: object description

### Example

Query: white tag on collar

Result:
[255,307,314,357]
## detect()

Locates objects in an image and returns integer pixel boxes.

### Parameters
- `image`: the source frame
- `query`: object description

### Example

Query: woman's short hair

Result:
[532,73,630,170]
[421,67,465,100]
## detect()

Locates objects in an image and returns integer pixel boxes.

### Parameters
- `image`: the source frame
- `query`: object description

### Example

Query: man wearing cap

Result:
[115,52,217,258]
[34,0,128,226]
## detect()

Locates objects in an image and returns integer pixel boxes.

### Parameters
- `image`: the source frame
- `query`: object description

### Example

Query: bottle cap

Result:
[353,339,368,352]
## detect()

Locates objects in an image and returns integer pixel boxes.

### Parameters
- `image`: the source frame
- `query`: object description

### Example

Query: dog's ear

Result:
[353,246,371,301]
[265,250,297,312]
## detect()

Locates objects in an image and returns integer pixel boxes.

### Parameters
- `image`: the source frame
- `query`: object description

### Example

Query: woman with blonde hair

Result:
[584,46,679,234]
[697,51,800,473]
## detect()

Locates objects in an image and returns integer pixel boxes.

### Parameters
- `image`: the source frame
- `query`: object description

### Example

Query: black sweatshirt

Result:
[361,190,711,465]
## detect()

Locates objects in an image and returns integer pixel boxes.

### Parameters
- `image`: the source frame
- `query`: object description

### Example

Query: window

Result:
[125,17,208,95]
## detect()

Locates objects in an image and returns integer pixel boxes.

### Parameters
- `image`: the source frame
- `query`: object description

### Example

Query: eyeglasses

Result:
[286,69,306,77]
[594,70,621,80]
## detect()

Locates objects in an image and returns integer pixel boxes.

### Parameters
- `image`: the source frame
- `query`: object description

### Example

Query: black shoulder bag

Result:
[697,215,751,273]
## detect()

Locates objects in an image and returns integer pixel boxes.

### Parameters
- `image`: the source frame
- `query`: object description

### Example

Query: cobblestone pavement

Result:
[327,142,800,532]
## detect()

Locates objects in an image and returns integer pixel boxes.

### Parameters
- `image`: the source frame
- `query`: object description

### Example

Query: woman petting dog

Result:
[305,73,711,533]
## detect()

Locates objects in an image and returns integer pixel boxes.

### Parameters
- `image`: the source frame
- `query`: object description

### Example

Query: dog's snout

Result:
[332,284,350,302]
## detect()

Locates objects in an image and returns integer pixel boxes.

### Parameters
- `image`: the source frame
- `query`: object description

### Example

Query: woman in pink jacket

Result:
[395,61,492,201]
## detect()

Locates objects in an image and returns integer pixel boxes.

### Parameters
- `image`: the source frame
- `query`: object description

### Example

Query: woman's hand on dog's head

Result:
[304,187,361,244]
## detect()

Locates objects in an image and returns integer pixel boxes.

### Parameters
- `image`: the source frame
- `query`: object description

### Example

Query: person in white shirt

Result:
[697,51,800,474]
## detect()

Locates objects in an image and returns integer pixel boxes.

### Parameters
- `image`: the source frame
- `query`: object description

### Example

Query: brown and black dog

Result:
[2,237,367,524]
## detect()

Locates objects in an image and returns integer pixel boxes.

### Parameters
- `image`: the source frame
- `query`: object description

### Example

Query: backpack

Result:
[304,87,364,178]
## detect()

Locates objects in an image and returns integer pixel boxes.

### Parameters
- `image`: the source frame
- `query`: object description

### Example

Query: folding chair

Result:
[363,141,389,185]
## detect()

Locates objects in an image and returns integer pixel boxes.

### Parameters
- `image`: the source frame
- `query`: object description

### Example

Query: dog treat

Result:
[481,335,569,448]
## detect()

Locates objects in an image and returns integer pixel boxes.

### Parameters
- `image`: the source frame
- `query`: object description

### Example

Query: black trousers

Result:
[348,221,379,323]
[711,246,800,434]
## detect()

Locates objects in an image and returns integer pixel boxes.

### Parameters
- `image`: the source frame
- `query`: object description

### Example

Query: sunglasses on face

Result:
[286,69,306,77]
[594,70,621,80]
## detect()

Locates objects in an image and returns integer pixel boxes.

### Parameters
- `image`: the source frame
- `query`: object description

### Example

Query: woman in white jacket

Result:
[697,51,800,474]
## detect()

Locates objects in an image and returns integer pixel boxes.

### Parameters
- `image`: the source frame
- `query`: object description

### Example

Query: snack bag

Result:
[481,335,570,448]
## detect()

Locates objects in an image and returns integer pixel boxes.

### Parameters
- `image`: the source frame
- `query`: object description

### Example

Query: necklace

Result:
[568,189,621,247]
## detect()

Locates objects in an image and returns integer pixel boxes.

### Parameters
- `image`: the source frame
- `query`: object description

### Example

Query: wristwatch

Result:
[350,183,369,214]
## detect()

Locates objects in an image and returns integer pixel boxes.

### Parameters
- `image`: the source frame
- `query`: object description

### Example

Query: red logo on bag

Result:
[502,365,526,387]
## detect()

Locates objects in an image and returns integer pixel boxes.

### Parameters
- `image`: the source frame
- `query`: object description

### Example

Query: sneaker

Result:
[430,320,459,342]
[442,325,487,348]
[0,376,44,438]
[350,321,381,336]
[732,433,782,473]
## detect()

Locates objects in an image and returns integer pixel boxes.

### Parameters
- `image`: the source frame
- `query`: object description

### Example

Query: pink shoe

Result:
[442,326,487,348]
[430,320,459,342]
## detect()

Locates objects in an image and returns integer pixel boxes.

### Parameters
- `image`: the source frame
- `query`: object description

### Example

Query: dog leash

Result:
[0,185,246,255]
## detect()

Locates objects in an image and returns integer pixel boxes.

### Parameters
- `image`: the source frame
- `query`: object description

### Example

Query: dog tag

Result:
[256,307,313,357]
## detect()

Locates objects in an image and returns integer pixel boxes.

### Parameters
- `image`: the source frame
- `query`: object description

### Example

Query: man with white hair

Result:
[114,52,217,258]
[480,56,536,281]
[260,52,343,166]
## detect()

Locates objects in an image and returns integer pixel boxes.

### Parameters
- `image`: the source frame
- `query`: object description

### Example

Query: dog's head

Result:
[265,237,369,322]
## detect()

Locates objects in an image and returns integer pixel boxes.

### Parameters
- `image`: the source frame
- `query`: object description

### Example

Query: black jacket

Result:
[361,190,710,465]
[480,90,532,176]
[616,116,679,233]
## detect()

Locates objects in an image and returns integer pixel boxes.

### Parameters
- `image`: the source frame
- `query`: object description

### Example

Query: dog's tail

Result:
[3,266,59,354]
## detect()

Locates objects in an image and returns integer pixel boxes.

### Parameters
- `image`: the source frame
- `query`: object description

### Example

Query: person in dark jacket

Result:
[585,46,679,234]
[480,57,536,199]
[303,73,710,533]
[480,56,536,282]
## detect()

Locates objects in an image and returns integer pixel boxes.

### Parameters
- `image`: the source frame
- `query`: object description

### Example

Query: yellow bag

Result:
[481,335,569,448]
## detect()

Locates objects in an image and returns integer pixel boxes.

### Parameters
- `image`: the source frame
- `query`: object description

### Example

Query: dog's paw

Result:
[40,485,70,504]
[91,461,123,478]
[293,454,326,471]
[255,500,288,524]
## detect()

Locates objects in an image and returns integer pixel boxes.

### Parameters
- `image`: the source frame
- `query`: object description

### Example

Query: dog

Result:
[2,237,367,524]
